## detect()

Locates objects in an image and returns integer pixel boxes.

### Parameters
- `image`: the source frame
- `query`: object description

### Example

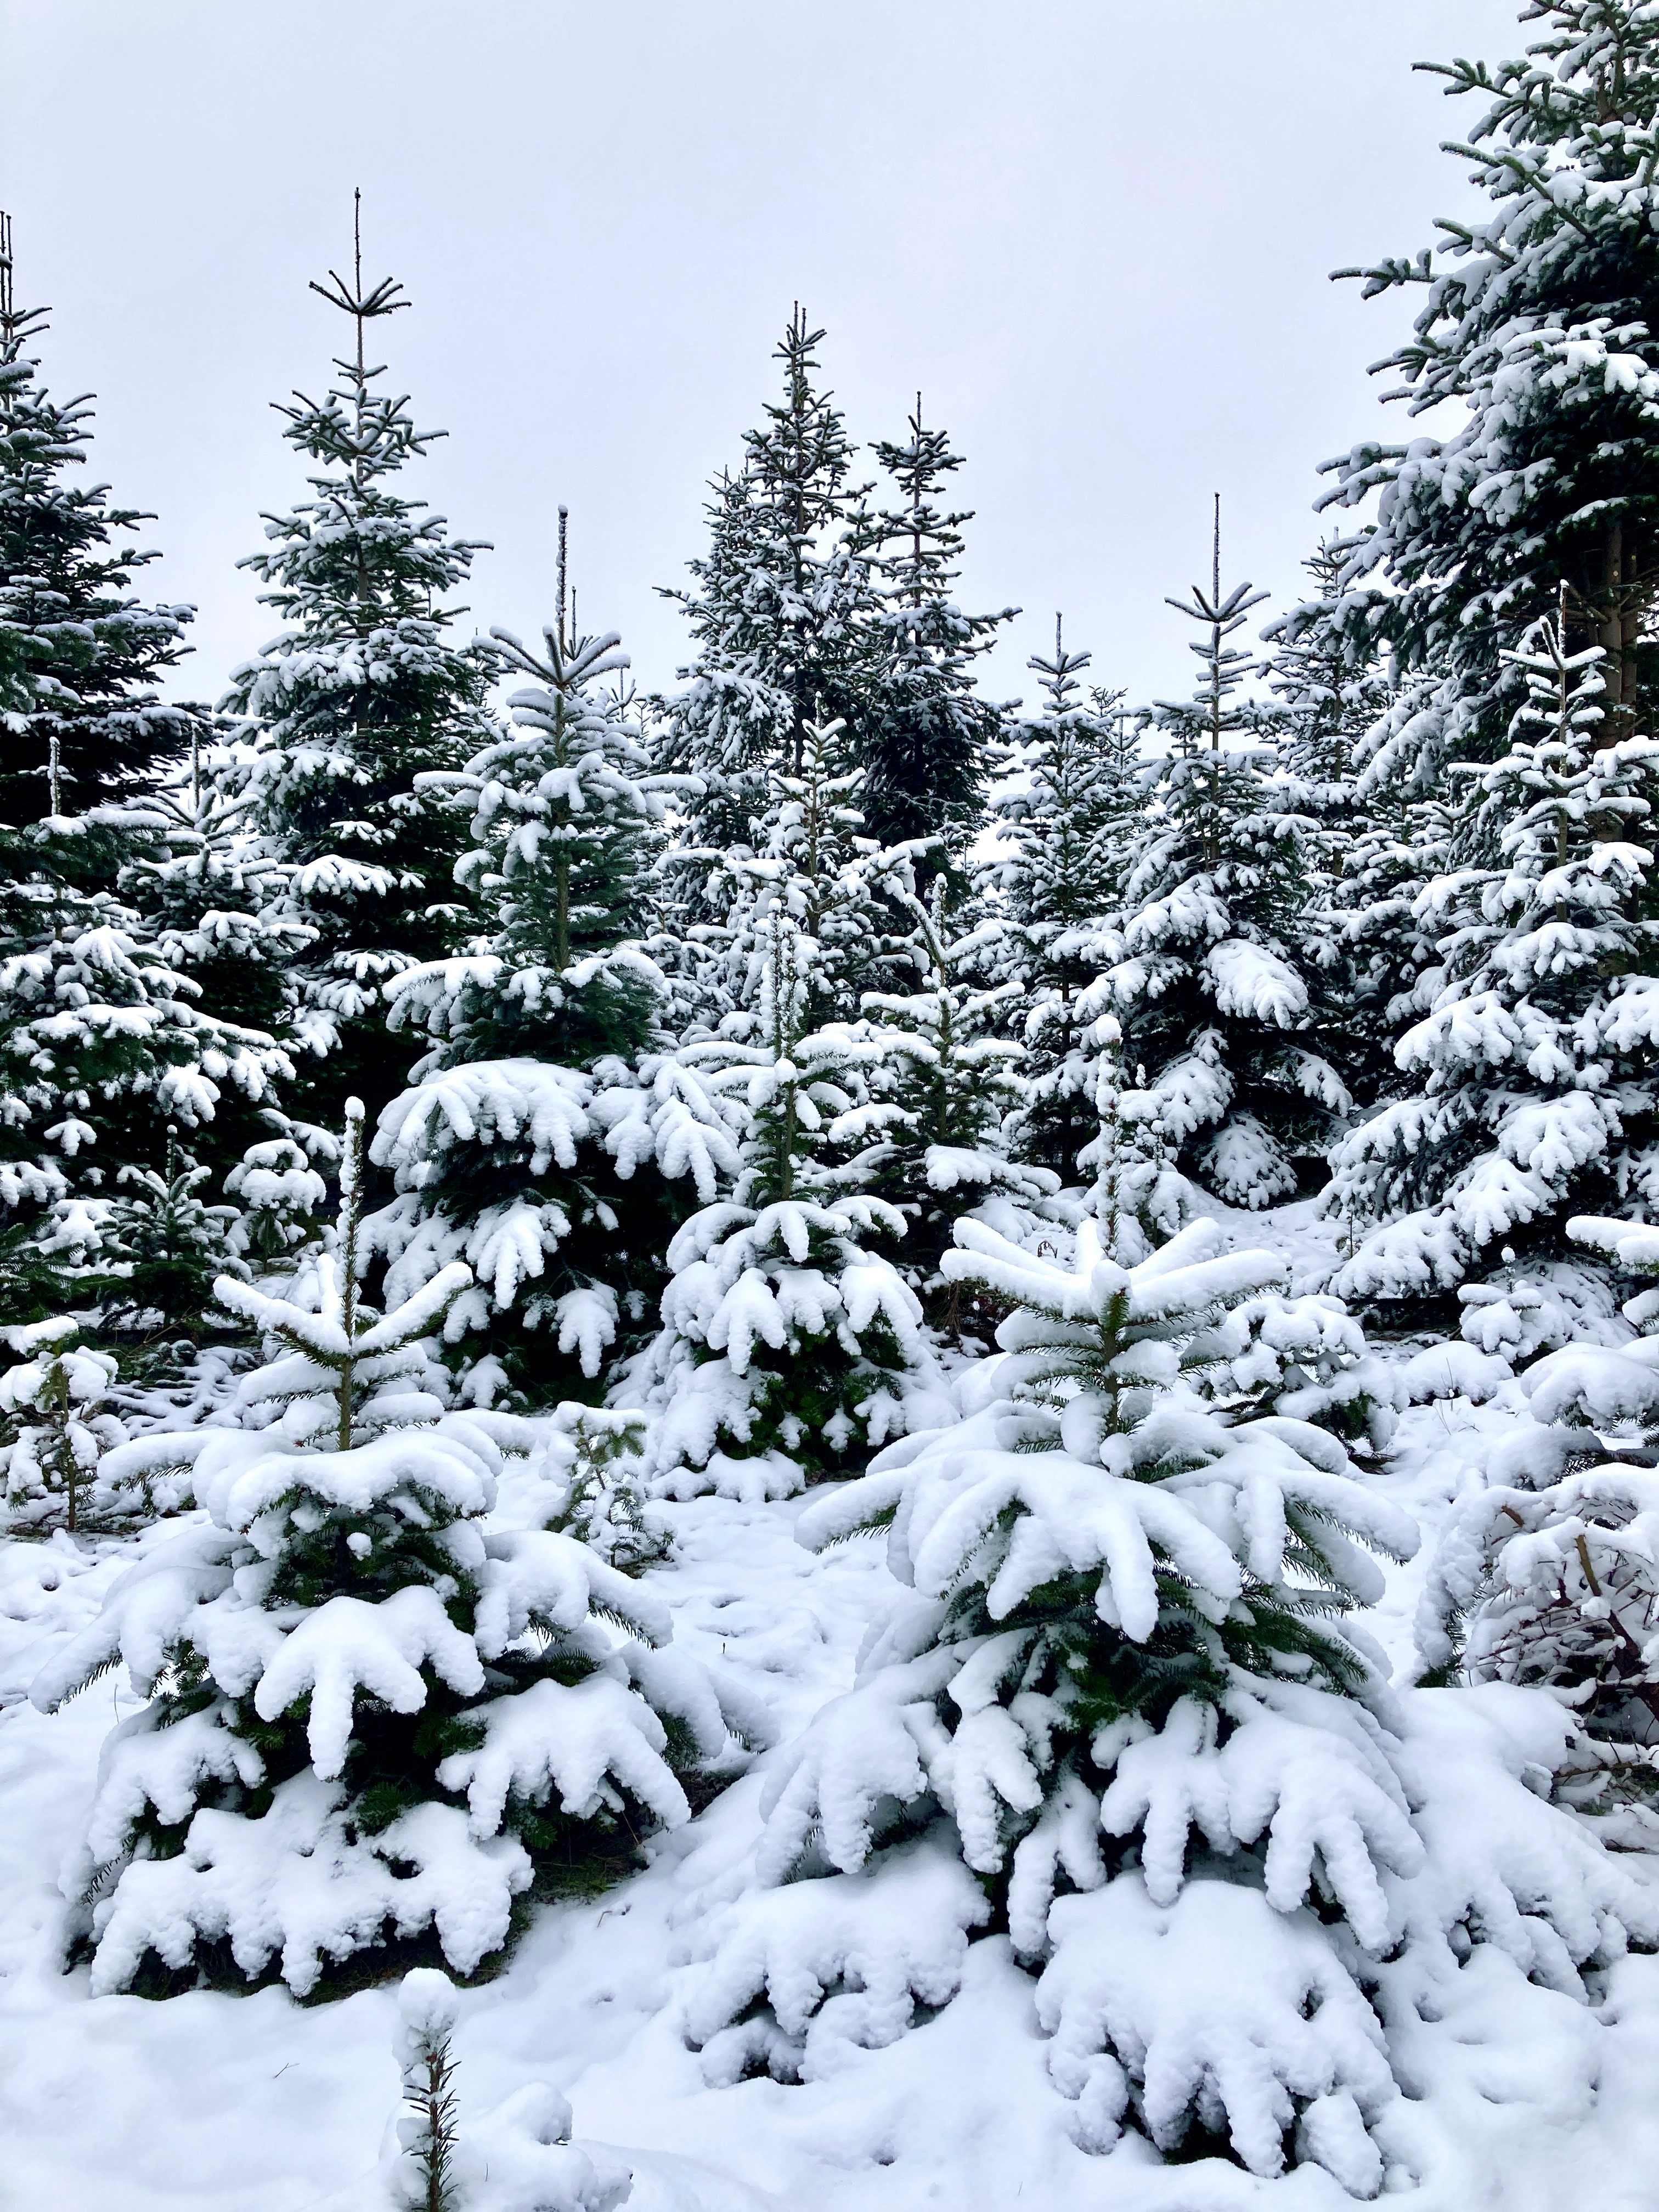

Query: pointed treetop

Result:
[308,189,408,373]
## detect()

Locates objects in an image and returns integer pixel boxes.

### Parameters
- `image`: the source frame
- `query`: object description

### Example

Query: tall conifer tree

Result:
[1101,509,1335,1207]
[0,221,286,1325]
[0,213,192,826]
[1321,1,1659,770]
[224,196,496,1125]
[659,311,874,961]
[980,619,1136,1183]
[859,396,1013,860]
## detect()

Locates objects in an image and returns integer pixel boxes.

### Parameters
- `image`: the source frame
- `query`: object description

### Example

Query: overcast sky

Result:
[7,0,1525,718]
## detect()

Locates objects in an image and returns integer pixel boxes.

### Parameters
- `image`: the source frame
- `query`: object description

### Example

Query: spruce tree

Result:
[117,709,309,1192]
[33,1102,765,1995]
[658,311,875,939]
[1257,549,1398,1121]
[624,724,938,1498]
[0,212,192,826]
[859,395,1013,860]
[979,619,1137,1184]
[0,224,288,1327]
[371,602,737,1401]
[1320,1,1659,765]
[224,196,496,1126]
[1103,511,1334,1207]
[696,1215,1423,2186]
[1331,617,1659,1302]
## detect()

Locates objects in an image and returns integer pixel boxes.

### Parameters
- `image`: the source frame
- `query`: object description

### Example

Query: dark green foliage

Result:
[223,204,496,1126]
[859,397,1013,861]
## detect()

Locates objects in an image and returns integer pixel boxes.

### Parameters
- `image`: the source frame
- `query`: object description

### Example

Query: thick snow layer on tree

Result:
[5,1204,1659,2209]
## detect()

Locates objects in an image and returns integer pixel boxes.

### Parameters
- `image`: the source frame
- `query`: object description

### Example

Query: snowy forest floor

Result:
[4,1197,1659,2212]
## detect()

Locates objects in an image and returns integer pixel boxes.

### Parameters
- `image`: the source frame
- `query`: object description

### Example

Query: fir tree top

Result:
[0,211,193,825]
[224,196,498,1116]
[859,394,1014,855]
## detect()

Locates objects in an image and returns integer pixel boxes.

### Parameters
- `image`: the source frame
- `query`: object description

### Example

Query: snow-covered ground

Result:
[4,1201,1659,2212]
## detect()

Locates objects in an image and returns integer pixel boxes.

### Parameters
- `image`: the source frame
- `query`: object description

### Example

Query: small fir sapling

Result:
[32,1099,766,1995]
[0,1316,122,1531]
[390,1969,464,2212]
[687,1214,1424,2180]
[223,1116,332,1266]
[689,1199,1659,2182]
[1080,1026,1190,1267]
[535,1406,666,1573]
[102,1127,245,1331]
[383,1969,633,2212]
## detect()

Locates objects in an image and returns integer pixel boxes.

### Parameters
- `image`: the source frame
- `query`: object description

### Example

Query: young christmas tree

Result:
[623,723,942,1499]
[857,394,1013,861]
[33,1101,766,1995]
[1256,549,1402,1115]
[1330,618,1659,1305]
[1097,509,1335,1207]
[657,310,876,941]
[370,597,741,1402]
[224,196,496,1126]
[0,1315,122,1531]
[857,871,1048,1320]
[687,1205,1657,2183]
[978,618,1138,1185]
[687,1213,1424,2184]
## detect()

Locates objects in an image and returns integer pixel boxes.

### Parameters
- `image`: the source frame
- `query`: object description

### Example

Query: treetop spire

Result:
[307,188,408,379]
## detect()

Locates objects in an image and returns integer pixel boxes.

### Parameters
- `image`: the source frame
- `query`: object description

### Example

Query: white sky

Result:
[5,0,1524,718]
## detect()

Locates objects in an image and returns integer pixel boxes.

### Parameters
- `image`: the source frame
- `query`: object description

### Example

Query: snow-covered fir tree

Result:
[657,311,874,924]
[119,710,309,1183]
[0,1315,121,1531]
[1319,0,1659,770]
[1331,619,1659,1305]
[1091,511,1336,1207]
[857,872,1047,1319]
[1257,549,1404,1110]
[0,217,191,827]
[370,612,739,1401]
[624,723,942,1498]
[224,198,496,1124]
[0,221,287,1327]
[33,1101,765,1995]
[979,618,1137,1184]
[857,395,1013,860]
[689,1214,1425,2182]
[1419,1210,1659,1839]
